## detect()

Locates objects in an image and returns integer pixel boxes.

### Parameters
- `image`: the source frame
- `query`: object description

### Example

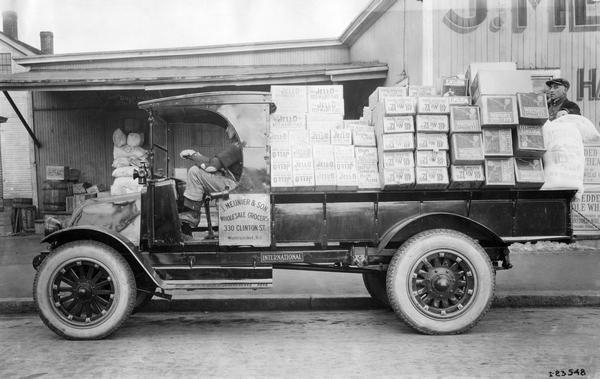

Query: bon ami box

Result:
[376,116,414,134]
[450,133,484,164]
[415,150,448,167]
[449,106,481,133]
[408,85,437,97]
[416,133,449,151]
[382,151,415,169]
[382,133,415,151]
[312,145,336,191]
[381,167,415,189]
[512,124,545,157]
[355,147,379,164]
[477,95,519,126]
[484,158,515,187]
[353,126,376,147]
[356,162,381,190]
[415,167,449,189]
[516,93,549,125]
[447,96,471,106]
[417,97,451,114]
[514,157,545,188]
[369,86,408,109]
[449,165,485,189]
[416,115,449,133]
[483,128,513,156]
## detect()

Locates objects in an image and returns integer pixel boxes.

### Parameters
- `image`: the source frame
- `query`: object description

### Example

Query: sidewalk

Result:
[1,234,599,314]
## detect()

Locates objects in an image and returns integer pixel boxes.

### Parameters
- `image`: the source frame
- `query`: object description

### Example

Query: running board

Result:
[161,279,272,290]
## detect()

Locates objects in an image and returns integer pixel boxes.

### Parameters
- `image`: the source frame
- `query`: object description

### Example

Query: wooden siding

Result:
[25,46,351,71]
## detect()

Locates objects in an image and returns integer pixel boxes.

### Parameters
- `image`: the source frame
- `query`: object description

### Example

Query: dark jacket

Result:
[548,98,581,120]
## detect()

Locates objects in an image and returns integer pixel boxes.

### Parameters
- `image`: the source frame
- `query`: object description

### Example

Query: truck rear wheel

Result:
[362,272,390,308]
[33,240,136,340]
[386,229,495,335]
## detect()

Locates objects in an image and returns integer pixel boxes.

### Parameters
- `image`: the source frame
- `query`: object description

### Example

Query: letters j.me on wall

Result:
[442,0,600,102]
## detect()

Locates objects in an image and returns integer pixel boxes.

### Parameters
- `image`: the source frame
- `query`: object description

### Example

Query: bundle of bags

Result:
[542,115,600,199]
[110,128,148,195]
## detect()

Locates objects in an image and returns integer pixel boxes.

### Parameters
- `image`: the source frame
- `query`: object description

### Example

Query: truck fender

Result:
[377,212,506,253]
[41,226,160,287]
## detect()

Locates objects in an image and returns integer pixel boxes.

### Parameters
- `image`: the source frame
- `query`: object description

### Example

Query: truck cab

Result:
[33,91,575,340]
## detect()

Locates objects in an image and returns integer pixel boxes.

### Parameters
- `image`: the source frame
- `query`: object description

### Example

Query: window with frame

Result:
[0,53,12,74]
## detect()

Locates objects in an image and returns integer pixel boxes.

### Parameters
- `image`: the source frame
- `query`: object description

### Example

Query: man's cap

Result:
[546,78,570,89]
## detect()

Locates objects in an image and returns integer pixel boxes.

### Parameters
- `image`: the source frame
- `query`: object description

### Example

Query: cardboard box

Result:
[334,145,358,190]
[382,133,415,151]
[483,128,513,156]
[376,116,414,134]
[306,113,344,130]
[415,150,448,167]
[362,107,372,125]
[287,129,310,145]
[382,151,415,169]
[380,167,415,189]
[330,128,352,145]
[484,158,515,187]
[417,97,451,114]
[513,125,545,157]
[470,70,533,100]
[271,85,308,113]
[415,167,449,189]
[372,97,417,116]
[356,162,381,190]
[450,133,484,164]
[449,106,481,133]
[369,86,408,108]
[441,77,468,96]
[408,85,437,97]
[292,145,314,189]
[269,129,290,147]
[355,147,379,164]
[307,85,344,114]
[517,93,549,124]
[448,96,471,106]
[308,129,331,145]
[477,95,519,126]
[271,146,292,176]
[416,133,449,150]
[270,113,306,130]
[46,166,70,181]
[514,157,545,188]
[343,119,368,129]
[313,145,336,190]
[584,145,600,185]
[449,164,485,188]
[416,115,449,133]
[353,126,376,147]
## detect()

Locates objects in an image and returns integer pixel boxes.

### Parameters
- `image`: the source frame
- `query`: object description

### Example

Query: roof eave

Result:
[339,0,398,46]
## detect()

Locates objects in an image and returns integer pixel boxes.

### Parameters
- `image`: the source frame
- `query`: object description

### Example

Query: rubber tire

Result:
[386,229,495,335]
[33,240,136,340]
[362,272,391,308]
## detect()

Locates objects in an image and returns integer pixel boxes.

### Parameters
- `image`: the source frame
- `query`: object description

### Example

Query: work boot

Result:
[179,198,202,235]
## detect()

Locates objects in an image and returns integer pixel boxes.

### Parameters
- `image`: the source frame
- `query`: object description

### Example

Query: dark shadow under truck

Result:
[32,91,575,339]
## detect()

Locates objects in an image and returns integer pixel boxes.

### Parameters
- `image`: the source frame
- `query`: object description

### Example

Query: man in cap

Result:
[546,78,581,120]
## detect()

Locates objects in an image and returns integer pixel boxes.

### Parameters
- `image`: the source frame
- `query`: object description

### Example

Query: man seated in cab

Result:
[546,78,581,120]
[178,124,243,232]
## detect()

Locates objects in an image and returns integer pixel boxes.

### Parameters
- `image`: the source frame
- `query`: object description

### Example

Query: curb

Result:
[1,294,599,315]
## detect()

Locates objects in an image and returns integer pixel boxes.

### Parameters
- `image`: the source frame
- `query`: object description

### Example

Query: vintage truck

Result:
[32,91,575,339]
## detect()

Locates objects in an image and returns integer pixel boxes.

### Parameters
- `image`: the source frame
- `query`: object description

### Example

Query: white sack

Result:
[112,157,131,168]
[113,145,133,159]
[110,177,143,196]
[112,128,127,147]
[541,120,585,198]
[127,132,144,147]
[112,166,136,178]
[553,114,600,144]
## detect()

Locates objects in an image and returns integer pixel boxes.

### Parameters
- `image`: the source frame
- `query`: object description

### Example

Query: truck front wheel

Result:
[386,229,495,335]
[362,272,390,308]
[33,240,136,340]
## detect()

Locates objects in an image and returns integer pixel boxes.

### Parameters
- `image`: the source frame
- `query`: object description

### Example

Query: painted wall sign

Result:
[571,191,600,233]
[218,193,271,246]
[444,0,600,33]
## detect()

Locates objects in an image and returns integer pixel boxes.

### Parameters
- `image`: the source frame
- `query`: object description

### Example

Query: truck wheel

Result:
[386,229,495,335]
[362,272,390,308]
[33,240,136,340]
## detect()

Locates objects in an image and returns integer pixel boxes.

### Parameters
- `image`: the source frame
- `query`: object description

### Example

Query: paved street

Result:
[1,307,599,378]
